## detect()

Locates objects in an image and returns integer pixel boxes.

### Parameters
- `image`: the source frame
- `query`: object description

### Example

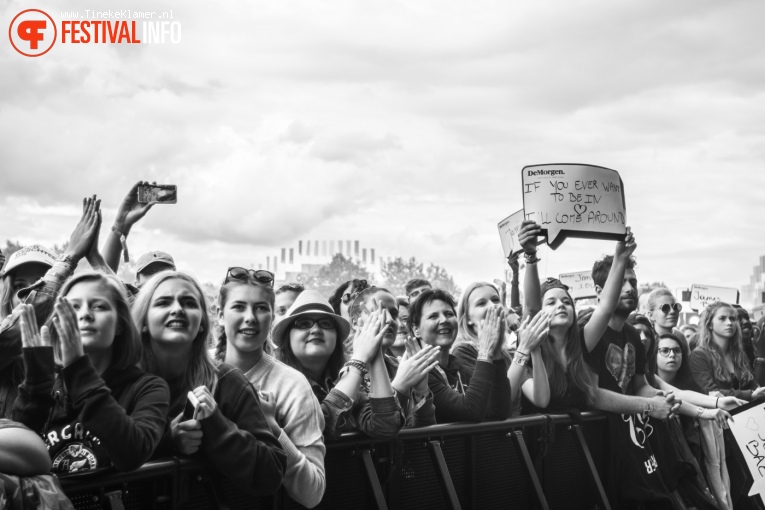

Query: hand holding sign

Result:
[522,163,627,249]
[497,210,545,258]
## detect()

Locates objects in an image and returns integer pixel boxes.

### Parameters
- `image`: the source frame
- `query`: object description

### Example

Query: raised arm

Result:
[102,181,155,271]
[518,221,543,319]
[512,312,551,408]
[582,228,636,352]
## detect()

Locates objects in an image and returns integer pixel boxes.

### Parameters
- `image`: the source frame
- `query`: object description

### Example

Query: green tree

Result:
[381,256,460,297]
[304,254,371,298]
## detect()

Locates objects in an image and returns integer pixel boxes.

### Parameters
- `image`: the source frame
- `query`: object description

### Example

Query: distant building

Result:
[742,255,765,310]
[251,240,388,284]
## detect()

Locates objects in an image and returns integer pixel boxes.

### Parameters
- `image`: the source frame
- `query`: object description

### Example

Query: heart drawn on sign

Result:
[746,417,759,432]
[574,204,587,216]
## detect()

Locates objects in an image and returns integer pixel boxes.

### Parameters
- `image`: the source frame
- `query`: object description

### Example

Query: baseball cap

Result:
[0,245,56,277]
[135,251,176,274]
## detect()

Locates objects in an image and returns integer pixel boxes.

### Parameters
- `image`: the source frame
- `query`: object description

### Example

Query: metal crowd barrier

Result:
[58,412,610,510]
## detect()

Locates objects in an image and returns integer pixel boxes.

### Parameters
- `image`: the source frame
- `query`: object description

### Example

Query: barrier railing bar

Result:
[509,429,549,510]
[569,423,611,510]
[359,449,389,510]
[427,440,463,510]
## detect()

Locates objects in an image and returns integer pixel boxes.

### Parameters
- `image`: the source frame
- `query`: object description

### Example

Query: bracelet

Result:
[55,253,75,267]
[524,252,540,264]
[111,226,130,263]
[715,397,719,409]
[345,359,369,377]
[696,407,704,419]
[513,352,530,367]
[643,400,654,419]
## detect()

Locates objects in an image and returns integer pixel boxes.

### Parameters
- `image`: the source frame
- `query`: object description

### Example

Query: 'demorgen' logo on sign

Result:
[9,8,181,57]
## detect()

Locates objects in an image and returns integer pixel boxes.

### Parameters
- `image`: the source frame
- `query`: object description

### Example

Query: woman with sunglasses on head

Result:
[349,287,439,427]
[132,270,285,495]
[407,288,510,423]
[212,268,325,508]
[690,302,765,402]
[273,290,403,440]
[13,271,170,474]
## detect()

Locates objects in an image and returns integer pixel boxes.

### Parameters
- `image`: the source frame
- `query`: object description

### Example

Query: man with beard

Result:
[584,252,686,509]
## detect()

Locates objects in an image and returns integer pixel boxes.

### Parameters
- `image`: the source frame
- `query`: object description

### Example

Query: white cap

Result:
[0,245,56,277]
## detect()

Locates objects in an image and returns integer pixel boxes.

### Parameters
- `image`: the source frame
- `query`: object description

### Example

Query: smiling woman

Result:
[131,270,286,496]
[272,290,403,440]
[12,271,170,474]
[212,275,327,509]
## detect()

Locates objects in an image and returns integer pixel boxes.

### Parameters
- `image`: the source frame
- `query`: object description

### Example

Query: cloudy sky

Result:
[2,0,765,304]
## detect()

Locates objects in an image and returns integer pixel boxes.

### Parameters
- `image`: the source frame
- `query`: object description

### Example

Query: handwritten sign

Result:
[729,400,765,504]
[559,271,597,299]
[497,210,525,258]
[521,163,627,249]
[689,284,739,312]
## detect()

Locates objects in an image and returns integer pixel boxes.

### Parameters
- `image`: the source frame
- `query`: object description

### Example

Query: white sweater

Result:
[244,354,326,508]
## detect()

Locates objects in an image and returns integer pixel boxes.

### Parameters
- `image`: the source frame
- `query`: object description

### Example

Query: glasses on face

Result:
[341,279,368,304]
[660,303,682,314]
[225,267,275,287]
[658,347,683,357]
[293,317,337,330]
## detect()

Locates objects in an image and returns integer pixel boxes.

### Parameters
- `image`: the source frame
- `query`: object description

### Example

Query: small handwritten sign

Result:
[559,271,597,299]
[497,210,525,258]
[689,284,739,312]
[521,163,627,249]
[729,400,765,504]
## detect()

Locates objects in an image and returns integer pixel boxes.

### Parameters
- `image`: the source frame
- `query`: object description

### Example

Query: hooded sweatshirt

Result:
[13,347,169,473]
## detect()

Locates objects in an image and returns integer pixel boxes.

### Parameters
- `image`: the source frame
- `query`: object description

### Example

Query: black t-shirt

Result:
[583,323,646,395]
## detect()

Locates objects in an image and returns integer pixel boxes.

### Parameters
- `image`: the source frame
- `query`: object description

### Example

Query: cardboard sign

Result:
[521,163,627,249]
[559,271,597,300]
[497,210,525,258]
[729,400,765,504]
[689,284,739,312]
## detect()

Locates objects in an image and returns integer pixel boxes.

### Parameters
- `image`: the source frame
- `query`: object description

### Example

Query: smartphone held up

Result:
[137,184,178,204]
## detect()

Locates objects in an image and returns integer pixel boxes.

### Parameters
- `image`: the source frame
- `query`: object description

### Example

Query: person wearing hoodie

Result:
[12,271,169,474]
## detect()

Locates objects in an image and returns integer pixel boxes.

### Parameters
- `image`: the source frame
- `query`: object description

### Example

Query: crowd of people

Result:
[1,181,764,509]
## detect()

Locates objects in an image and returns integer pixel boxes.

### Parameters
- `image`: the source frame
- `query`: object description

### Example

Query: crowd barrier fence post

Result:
[509,428,550,510]
[427,439,463,510]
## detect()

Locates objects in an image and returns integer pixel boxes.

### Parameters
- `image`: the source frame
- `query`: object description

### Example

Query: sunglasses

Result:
[293,317,337,330]
[341,279,368,304]
[659,303,682,314]
[658,347,683,357]
[225,267,275,287]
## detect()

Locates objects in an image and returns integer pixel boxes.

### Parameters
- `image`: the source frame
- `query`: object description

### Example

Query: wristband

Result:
[513,352,530,367]
[524,252,540,264]
[715,397,719,409]
[696,407,704,419]
[111,226,130,263]
[345,359,368,377]
[643,400,654,419]
[55,253,75,267]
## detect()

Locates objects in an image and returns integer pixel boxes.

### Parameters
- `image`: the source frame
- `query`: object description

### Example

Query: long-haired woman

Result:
[212,268,326,508]
[132,270,285,495]
[13,271,170,474]
[690,301,765,401]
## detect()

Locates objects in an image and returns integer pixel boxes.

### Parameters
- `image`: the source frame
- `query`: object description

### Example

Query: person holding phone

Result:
[212,268,326,508]
[272,290,403,440]
[132,270,285,495]
[12,271,170,474]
